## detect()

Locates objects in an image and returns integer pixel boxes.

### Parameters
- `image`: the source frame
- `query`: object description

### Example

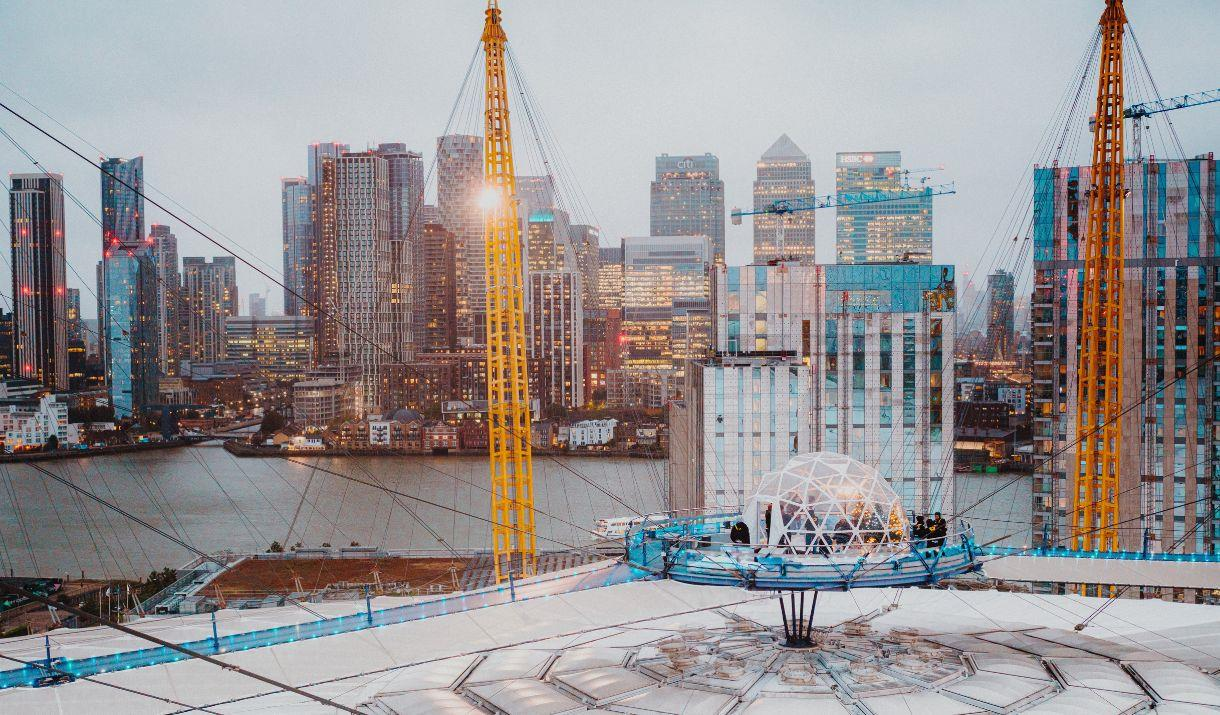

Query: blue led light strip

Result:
[0,564,646,689]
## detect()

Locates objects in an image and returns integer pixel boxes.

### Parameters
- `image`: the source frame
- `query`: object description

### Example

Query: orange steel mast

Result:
[481,0,537,582]
[1072,0,1127,556]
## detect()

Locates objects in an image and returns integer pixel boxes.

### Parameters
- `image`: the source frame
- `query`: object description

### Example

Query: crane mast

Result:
[481,0,536,582]
[1072,0,1126,556]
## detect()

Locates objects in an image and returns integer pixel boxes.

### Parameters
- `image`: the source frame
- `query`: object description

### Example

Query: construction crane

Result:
[887,165,946,186]
[731,184,956,260]
[481,0,536,583]
[1124,88,1220,159]
[1072,0,1126,567]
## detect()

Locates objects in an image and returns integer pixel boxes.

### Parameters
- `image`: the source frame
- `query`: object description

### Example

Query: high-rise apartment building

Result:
[306,142,348,337]
[65,287,82,344]
[66,287,86,390]
[8,173,68,389]
[437,134,485,347]
[376,143,424,361]
[181,256,238,363]
[332,151,390,412]
[528,269,584,408]
[100,156,159,415]
[419,223,457,353]
[281,176,313,317]
[621,235,712,372]
[570,224,601,309]
[148,224,182,375]
[835,151,933,264]
[1031,156,1219,557]
[986,269,1016,359]
[712,262,956,513]
[753,135,816,264]
[650,154,726,263]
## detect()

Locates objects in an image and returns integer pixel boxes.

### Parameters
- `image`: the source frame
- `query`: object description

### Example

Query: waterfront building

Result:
[292,377,361,427]
[148,224,182,375]
[332,151,391,412]
[596,245,623,310]
[650,153,726,263]
[1031,156,1220,555]
[8,173,68,389]
[437,134,485,347]
[281,176,313,317]
[223,315,315,381]
[621,235,711,372]
[565,418,617,447]
[753,135,816,264]
[378,361,457,412]
[0,393,69,452]
[712,262,957,513]
[181,256,238,363]
[100,156,153,410]
[104,250,160,416]
[375,143,425,361]
[986,269,1016,359]
[419,223,457,352]
[835,151,933,264]
[528,269,584,408]
[669,355,811,511]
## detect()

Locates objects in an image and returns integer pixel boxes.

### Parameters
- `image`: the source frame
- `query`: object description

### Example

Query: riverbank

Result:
[223,440,666,459]
[0,438,208,464]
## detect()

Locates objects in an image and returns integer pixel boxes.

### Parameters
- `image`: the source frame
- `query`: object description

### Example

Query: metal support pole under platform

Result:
[778,590,818,648]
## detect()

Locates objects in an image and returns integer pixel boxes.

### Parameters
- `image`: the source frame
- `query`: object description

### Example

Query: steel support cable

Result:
[0,465,42,575]
[185,448,269,549]
[0,652,224,714]
[0,583,360,714]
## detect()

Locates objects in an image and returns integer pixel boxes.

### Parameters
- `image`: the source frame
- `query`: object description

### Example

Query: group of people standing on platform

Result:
[912,512,948,550]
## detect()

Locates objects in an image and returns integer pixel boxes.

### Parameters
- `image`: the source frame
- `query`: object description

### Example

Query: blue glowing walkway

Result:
[0,563,646,690]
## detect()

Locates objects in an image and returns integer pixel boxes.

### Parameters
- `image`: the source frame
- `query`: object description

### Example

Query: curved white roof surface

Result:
[0,561,1218,713]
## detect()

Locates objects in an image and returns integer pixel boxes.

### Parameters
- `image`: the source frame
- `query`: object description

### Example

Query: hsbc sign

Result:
[838,154,876,165]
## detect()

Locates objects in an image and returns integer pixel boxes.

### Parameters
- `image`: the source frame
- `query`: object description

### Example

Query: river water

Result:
[0,446,1031,579]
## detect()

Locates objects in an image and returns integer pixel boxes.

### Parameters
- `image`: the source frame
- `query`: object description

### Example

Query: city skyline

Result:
[1,1,1216,318]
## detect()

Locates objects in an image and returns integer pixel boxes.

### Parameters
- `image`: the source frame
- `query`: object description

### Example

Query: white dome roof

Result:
[744,452,908,552]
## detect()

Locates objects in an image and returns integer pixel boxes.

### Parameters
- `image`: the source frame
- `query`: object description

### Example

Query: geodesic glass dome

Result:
[742,452,908,554]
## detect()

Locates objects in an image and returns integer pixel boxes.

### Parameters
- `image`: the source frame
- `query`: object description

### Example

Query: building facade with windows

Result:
[148,224,182,375]
[987,269,1016,359]
[8,173,68,390]
[528,269,584,408]
[437,134,485,348]
[621,235,712,373]
[753,135,816,264]
[712,262,957,513]
[650,154,726,264]
[1031,156,1220,555]
[181,256,238,363]
[281,176,313,317]
[835,151,933,264]
[224,315,315,381]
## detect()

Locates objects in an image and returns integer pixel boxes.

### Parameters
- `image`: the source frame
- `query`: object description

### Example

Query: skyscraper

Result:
[650,154,725,263]
[100,156,158,415]
[570,224,601,310]
[1031,156,1220,556]
[835,151,933,264]
[249,293,266,318]
[596,245,623,310]
[419,222,457,353]
[306,142,348,328]
[986,269,1015,359]
[8,173,68,389]
[528,269,584,408]
[148,224,182,375]
[375,143,425,361]
[753,134,816,264]
[437,134,485,347]
[332,151,390,412]
[66,287,85,390]
[281,176,313,317]
[181,256,238,363]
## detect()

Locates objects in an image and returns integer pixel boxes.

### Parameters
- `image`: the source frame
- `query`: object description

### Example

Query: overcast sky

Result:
[2,0,1217,317]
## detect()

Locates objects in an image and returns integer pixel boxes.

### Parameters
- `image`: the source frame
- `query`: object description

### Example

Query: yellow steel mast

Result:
[1072,0,1126,556]
[481,0,537,582]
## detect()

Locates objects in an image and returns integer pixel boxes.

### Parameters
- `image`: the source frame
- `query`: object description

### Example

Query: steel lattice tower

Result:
[1072,0,1127,554]
[481,0,537,582]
